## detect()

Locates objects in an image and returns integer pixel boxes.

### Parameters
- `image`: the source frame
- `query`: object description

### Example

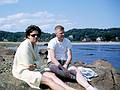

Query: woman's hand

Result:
[28,64,37,71]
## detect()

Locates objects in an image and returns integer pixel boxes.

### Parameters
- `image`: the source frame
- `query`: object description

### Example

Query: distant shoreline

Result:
[0,41,120,45]
[38,41,120,45]
[71,42,120,45]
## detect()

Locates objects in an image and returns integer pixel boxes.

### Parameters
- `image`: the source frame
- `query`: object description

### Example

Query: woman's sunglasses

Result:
[30,34,40,37]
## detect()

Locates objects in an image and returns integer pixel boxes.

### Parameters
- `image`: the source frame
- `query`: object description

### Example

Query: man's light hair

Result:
[55,25,64,33]
[55,25,64,30]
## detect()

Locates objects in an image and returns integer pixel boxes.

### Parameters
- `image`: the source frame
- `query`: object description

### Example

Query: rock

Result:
[73,61,86,67]
[0,48,15,55]
[39,49,48,59]
[84,60,120,90]
[92,59,112,69]
[0,72,39,90]
[0,56,5,62]
[0,48,120,90]
[43,43,48,46]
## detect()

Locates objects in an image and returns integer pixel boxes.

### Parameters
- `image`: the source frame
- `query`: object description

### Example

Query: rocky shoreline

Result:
[0,47,120,90]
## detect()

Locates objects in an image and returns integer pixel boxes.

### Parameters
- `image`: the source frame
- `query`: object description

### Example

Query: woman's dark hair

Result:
[25,25,41,38]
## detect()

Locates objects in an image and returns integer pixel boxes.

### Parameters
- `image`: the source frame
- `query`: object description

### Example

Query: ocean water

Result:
[8,43,120,70]
[72,44,120,70]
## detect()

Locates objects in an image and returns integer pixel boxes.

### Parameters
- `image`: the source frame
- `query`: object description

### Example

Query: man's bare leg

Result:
[68,66,98,90]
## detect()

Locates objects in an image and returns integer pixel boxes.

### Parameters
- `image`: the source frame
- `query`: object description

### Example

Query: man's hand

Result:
[63,64,68,69]
[58,64,71,77]
[58,64,66,70]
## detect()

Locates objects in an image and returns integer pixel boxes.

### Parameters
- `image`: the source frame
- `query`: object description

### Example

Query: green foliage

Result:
[65,28,120,41]
[0,28,120,42]
[40,32,51,42]
[0,31,25,42]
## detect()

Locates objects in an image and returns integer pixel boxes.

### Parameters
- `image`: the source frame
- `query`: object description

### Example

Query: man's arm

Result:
[63,49,72,68]
[48,48,60,66]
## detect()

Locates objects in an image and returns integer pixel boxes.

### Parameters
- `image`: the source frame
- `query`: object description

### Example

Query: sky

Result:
[0,0,120,33]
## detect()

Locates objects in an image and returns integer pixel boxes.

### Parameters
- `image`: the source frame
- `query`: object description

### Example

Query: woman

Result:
[12,25,76,90]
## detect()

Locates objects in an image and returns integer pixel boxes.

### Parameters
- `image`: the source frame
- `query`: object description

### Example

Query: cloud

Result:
[0,11,77,33]
[0,0,19,5]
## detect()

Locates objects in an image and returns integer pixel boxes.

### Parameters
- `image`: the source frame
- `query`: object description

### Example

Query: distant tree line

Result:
[0,28,120,42]
[65,28,120,42]
[0,31,25,42]
[0,31,51,42]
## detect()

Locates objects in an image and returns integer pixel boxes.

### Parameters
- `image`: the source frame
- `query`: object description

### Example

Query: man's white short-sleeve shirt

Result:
[47,37,72,62]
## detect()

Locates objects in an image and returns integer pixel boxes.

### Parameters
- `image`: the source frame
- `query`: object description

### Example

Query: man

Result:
[47,25,98,90]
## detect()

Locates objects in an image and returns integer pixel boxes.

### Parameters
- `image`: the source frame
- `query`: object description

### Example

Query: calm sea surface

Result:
[72,44,120,70]
[8,43,120,70]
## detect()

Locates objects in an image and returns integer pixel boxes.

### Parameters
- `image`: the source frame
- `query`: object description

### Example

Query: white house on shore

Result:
[96,37,102,42]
